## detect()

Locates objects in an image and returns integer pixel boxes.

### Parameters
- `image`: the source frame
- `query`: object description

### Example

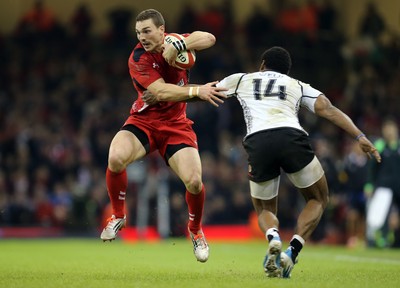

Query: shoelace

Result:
[194,233,207,248]
[105,217,121,229]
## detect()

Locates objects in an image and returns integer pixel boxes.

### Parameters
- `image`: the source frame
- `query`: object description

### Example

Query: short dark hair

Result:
[261,47,292,74]
[136,9,165,27]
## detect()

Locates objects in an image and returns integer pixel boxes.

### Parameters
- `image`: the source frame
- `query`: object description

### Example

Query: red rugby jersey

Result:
[128,41,190,121]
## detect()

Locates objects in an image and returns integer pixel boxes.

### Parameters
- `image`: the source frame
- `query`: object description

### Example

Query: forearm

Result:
[185,31,216,51]
[144,80,226,107]
[149,83,196,102]
[322,106,363,139]
[315,95,381,162]
[315,95,363,139]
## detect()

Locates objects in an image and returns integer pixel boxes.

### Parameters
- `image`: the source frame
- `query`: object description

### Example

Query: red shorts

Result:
[122,114,198,159]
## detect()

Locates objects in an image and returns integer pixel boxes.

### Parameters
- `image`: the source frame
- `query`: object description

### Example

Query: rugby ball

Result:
[164,33,196,70]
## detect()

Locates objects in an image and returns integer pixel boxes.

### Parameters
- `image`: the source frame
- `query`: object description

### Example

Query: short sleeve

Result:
[130,54,162,89]
[299,81,323,113]
[216,73,246,97]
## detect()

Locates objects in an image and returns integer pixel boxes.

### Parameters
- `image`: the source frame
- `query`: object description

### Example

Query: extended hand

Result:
[196,81,228,107]
[358,137,381,163]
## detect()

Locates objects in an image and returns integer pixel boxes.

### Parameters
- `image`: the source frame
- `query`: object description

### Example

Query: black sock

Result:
[289,238,303,262]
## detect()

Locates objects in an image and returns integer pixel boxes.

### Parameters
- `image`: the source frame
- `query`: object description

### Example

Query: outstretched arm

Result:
[314,94,381,162]
[145,79,227,107]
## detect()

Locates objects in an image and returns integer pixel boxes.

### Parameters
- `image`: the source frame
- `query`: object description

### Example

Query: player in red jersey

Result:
[100,8,227,263]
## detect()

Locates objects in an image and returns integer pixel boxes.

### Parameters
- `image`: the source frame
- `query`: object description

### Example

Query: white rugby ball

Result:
[164,33,196,70]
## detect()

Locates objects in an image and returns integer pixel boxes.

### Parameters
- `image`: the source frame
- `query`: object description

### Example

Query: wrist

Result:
[188,87,200,98]
[355,133,366,141]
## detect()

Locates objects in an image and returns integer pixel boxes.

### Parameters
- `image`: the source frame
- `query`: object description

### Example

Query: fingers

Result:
[142,90,158,105]
[212,95,224,104]
[207,92,225,106]
[215,91,228,99]
[360,139,382,163]
[208,98,219,107]
[162,46,177,66]
[371,149,382,163]
[365,145,381,163]
[205,81,219,87]
[162,52,174,65]
[210,87,228,99]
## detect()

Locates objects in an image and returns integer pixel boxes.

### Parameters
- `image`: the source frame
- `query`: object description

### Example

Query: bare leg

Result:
[296,175,329,241]
[252,197,279,234]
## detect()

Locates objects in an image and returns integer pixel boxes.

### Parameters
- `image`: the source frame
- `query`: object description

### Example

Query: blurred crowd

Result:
[0,0,399,246]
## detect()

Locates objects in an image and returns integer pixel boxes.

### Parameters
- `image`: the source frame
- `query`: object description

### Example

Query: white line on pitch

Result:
[335,255,400,265]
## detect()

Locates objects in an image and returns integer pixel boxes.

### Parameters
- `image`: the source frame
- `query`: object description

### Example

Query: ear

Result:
[159,25,165,33]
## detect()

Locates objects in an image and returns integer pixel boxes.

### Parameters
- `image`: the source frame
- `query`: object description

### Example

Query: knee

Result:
[184,175,203,194]
[108,151,127,173]
[322,193,329,209]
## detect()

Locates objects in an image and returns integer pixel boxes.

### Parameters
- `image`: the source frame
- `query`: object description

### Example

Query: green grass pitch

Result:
[1,238,399,288]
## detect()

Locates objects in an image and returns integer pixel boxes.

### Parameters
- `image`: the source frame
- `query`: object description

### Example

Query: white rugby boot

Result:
[188,228,209,263]
[100,215,126,241]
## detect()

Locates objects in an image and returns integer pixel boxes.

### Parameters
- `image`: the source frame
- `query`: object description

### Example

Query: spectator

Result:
[365,118,400,247]
[359,2,386,41]
[341,141,369,248]
[70,4,93,40]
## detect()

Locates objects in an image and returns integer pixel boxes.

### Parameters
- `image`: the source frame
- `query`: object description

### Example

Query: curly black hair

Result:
[261,46,292,75]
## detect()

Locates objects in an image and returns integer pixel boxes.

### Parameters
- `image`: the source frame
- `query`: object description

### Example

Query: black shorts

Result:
[243,128,315,182]
[121,124,192,164]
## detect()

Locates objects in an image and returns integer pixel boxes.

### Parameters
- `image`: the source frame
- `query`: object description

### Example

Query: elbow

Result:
[207,33,216,46]
[195,31,216,49]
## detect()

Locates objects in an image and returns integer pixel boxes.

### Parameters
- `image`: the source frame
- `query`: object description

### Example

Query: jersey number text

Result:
[252,79,287,100]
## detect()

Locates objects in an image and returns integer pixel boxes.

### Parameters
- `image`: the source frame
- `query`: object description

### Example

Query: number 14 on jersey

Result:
[253,79,287,100]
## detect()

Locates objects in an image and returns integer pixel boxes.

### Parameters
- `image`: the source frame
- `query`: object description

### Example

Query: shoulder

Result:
[131,43,149,63]
[133,47,147,62]
[129,44,156,73]
[226,73,247,82]
[217,73,246,88]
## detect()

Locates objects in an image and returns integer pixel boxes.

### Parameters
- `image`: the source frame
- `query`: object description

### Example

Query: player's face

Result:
[135,19,164,53]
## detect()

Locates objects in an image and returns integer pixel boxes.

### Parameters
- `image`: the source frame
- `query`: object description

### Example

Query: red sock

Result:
[186,184,205,234]
[106,167,127,218]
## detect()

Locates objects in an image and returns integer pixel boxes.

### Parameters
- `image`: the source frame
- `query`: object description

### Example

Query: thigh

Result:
[168,147,202,183]
[250,176,280,200]
[109,130,147,167]
[286,156,325,188]
[280,129,314,173]
[158,119,198,161]
[243,131,281,182]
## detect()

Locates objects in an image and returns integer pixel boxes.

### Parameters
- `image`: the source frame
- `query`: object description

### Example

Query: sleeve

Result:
[216,73,246,97]
[299,80,323,113]
[130,54,162,89]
